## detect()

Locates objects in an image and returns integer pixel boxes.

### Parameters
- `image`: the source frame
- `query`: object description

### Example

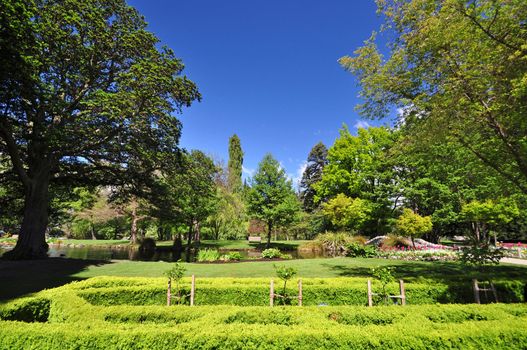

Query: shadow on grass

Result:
[0,258,111,301]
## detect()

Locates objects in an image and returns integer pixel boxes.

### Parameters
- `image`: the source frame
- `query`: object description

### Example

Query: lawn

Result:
[1,257,526,301]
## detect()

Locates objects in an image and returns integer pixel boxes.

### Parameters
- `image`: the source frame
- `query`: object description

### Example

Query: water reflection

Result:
[0,244,327,262]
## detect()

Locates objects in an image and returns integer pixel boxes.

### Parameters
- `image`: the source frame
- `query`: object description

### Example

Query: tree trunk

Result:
[267,222,272,248]
[186,223,193,262]
[90,219,97,240]
[3,173,50,260]
[130,206,139,244]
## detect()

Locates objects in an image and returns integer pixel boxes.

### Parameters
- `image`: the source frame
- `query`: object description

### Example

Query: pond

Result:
[0,244,327,262]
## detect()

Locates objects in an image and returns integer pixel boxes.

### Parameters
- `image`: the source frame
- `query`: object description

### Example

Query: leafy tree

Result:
[0,0,200,259]
[227,134,244,193]
[299,142,328,212]
[322,194,372,232]
[206,186,248,240]
[341,0,527,194]
[157,150,218,248]
[395,208,433,248]
[315,126,399,235]
[246,154,301,247]
[462,199,520,246]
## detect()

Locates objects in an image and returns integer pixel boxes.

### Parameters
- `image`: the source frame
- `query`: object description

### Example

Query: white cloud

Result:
[289,161,307,190]
[354,120,371,129]
[242,166,255,177]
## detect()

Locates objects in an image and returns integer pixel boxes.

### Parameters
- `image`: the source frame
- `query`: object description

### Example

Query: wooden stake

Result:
[270,279,274,307]
[367,279,373,307]
[298,279,303,306]
[190,274,195,306]
[399,280,406,306]
[167,279,171,306]
[473,279,481,304]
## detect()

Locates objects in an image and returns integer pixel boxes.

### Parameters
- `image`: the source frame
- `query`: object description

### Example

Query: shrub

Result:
[68,276,526,306]
[345,242,377,257]
[261,248,282,259]
[314,232,354,253]
[197,249,221,262]
[274,265,298,305]
[381,235,412,249]
[222,251,243,261]
[0,302,526,349]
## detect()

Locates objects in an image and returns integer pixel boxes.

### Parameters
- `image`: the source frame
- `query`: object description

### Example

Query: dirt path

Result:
[501,257,527,266]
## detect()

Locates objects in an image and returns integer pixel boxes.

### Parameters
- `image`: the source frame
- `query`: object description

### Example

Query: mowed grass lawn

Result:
[2,256,526,300]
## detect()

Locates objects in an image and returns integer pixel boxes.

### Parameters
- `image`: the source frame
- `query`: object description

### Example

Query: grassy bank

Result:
[1,257,526,301]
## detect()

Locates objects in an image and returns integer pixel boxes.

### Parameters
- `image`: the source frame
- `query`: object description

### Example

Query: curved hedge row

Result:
[71,276,525,306]
[0,277,526,349]
[0,303,526,349]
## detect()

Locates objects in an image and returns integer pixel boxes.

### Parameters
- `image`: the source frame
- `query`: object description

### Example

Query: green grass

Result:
[71,257,527,281]
[2,255,526,301]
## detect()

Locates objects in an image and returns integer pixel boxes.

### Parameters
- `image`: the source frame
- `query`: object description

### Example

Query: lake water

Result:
[0,244,325,262]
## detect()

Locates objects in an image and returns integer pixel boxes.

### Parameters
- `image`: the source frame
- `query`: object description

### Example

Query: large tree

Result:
[299,142,328,212]
[246,154,300,246]
[340,0,527,193]
[227,134,244,193]
[156,150,218,248]
[314,126,399,235]
[0,0,200,259]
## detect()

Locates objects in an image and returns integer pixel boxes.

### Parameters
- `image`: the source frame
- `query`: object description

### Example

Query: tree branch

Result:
[0,118,30,187]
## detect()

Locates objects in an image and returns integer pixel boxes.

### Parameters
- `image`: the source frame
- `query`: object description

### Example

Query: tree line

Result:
[1,0,526,259]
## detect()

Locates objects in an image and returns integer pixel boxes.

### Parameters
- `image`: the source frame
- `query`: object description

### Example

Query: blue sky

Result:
[127,0,388,186]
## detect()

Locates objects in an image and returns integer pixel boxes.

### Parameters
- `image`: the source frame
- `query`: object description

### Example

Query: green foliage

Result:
[371,266,395,305]
[322,194,373,231]
[0,297,50,322]
[274,265,297,282]
[274,264,298,305]
[1,0,200,259]
[206,187,248,240]
[222,251,243,261]
[227,134,244,193]
[299,142,328,212]
[1,281,527,349]
[341,0,527,195]
[246,154,301,245]
[197,249,221,262]
[460,245,504,266]
[314,232,355,253]
[396,209,433,247]
[261,248,283,259]
[154,150,218,240]
[315,126,399,235]
[164,263,186,282]
[345,242,377,258]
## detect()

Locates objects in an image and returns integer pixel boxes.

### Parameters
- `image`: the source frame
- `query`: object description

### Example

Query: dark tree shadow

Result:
[0,258,111,301]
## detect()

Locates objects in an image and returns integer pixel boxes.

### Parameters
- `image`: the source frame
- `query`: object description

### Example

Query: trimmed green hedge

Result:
[70,276,525,306]
[0,304,526,349]
[1,277,526,349]
[0,297,50,322]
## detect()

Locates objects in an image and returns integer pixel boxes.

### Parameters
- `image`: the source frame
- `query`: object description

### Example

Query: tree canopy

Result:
[0,0,200,259]
[246,154,301,246]
[340,0,527,193]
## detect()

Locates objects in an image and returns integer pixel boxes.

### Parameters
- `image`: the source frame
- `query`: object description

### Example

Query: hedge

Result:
[1,277,526,349]
[0,305,526,349]
[70,276,525,306]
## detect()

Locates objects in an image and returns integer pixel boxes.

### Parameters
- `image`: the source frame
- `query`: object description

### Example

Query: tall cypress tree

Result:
[299,142,328,212]
[227,134,244,193]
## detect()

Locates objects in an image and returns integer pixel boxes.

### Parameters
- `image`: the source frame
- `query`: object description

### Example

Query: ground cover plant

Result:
[0,278,526,349]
